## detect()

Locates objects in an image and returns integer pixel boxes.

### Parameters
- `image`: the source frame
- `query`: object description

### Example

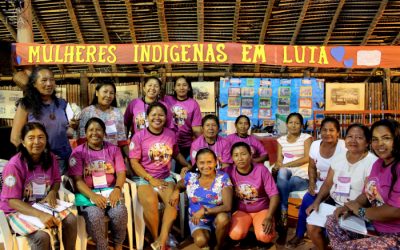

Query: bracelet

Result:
[358,207,369,222]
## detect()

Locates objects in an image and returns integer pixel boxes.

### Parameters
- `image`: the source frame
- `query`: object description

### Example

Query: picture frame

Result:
[278,106,290,115]
[299,98,312,108]
[325,83,365,111]
[299,108,312,118]
[260,79,271,87]
[259,98,271,108]
[116,85,139,114]
[228,108,240,117]
[299,86,313,97]
[278,97,290,106]
[228,97,241,107]
[258,88,272,97]
[278,86,291,97]
[241,87,255,97]
[228,87,241,97]
[241,97,254,108]
[241,108,253,117]
[192,81,216,112]
[258,108,272,119]
[0,90,23,119]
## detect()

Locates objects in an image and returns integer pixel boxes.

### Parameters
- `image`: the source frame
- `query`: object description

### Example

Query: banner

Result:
[13,42,400,68]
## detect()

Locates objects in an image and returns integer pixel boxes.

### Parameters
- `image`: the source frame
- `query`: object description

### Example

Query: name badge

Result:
[106,123,117,135]
[32,181,47,197]
[335,176,351,196]
[92,170,108,188]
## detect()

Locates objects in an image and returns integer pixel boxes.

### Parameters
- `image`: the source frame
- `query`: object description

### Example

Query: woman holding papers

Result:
[326,119,400,249]
[286,117,346,248]
[305,124,377,250]
[11,66,75,174]
[226,142,279,247]
[0,122,77,250]
[69,117,127,250]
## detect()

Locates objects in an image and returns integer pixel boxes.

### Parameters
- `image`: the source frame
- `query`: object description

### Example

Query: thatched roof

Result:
[0,0,400,81]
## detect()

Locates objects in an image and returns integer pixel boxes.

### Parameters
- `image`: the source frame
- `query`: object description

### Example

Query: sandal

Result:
[285,236,304,249]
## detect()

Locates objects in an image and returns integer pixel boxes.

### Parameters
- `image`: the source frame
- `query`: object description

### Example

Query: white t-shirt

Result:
[277,133,312,179]
[309,139,347,181]
[330,152,378,205]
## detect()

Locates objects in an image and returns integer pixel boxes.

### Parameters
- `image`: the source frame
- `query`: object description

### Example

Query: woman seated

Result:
[170,148,233,250]
[190,114,232,168]
[226,115,268,163]
[129,102,191,250]
[286,117,346,248]
[226,142,279,247]
[305,124,378,249]
[0,122,77,250]
[69,117,127,250]
[273,112,312,227]
[326,119,400,249]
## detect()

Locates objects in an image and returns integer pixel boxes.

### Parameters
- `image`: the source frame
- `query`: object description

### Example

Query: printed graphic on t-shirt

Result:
[24,175,51,201]
[84,160,115,177]
[135,112,147,129]
[235,183,259,204]
[149,143,173,166]
[365,179,384,207]
[172,105,187,126]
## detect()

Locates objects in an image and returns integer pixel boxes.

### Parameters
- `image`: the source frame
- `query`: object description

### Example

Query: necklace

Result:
[49,103,56,120]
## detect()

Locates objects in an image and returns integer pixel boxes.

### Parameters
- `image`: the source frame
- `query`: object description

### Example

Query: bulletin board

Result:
[218,77,325,135]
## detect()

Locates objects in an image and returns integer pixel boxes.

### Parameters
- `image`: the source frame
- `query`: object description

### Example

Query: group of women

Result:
[1,66,399,250]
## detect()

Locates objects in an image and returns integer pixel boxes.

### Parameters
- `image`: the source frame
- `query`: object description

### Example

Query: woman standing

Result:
[273,112,312,226]
[163,76,202,172]
[1,122,77,250]
[226,115,268,163]
[129,102,191,250]
[11,66,74,174]
[286,117,346,248]
[227,142,279,247]
[190,114,232,168]
[326,119,400,249]
[170,148,233,250]
[124,77,173,137]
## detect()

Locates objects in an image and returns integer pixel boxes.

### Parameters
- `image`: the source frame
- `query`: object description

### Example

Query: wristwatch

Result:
[358,207,369,222]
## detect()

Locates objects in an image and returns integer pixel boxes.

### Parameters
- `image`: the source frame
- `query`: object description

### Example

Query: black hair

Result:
[371,119,400,195]
[320,117,340,132]
[18,66,59,119]
[173,76,194,99]
[345,123,371,143]
[202,114,220,130]
[144,76,162,88]
[230,141,252,156]
[146,101,168,117]
[84,117,106,134]
[235,115,250,126]
[17,122,52,171]
[191,148,218,174]
[286,112,304,127]
[90,81,118,107]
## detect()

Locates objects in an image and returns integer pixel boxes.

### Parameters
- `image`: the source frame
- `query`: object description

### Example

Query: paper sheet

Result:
[306,203,336,228]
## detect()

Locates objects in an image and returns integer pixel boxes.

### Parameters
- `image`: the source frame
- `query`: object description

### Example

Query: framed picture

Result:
[299,86,313,97]
[228,108,240,117]
[241,108,253,117]
[299,98,312,108]
[228,97,241,107]
[260,79,271,87]
[192,81,216,112]
[279,87,291,97]
[280,79,291,85]
[325,83,365,111]
[258,108,272,119]
[278,97,290,106]
[241,87,254,97]
[228,87,241,97]
[241,97,254,108]
[116,85,139,114]
[258,88,272,97]
[299,108,312,118]
[278,106,290,115]
[259,98,271,108]
[302,79,312,85]
[0,90,23,119]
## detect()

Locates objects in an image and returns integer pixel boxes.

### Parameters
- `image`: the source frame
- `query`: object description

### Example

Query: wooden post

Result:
[16,0,33,79]
[383,68,391,110]
[80,72,89,107]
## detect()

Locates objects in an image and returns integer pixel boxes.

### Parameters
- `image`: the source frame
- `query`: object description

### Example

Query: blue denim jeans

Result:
[276,168,309,211]
[295,192,316,237]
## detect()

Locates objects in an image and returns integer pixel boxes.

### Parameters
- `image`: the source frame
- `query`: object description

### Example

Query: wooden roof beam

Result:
[64,0,95,72]
[156,0,172,73]
[31,6,65,73]
[124,0,144,75]
[92,0,118,81]
[0,10,17,40]
[197,0,204,78]
[255,0,275,73]
[392,31,400,45]
[227,0,241,73]
[280,0,310,73]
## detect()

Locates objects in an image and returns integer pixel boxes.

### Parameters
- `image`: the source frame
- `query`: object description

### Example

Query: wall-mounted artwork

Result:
[0,90,23,119]
[325,83,365,111]
[192,81,216,112]
[116,85,139,114]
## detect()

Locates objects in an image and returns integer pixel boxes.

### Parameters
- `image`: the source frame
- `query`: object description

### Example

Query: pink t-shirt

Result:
[163,96,202,148]
[225,163,278,213]
[0,153,61,214]
[365,159,400,233]
[123,98,174,136]
[226,133,268,159]
[68,142,126,189]
[129,128,179,179]
[190,135,233,165]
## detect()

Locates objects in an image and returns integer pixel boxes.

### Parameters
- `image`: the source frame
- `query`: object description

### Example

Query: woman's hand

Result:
[69,118,80,130]
[169,189,180,207]
[38,212,60,228]
[180,165,191,178]
[344,200,361,215]
[306,201,320,215]
[334,206,350,220]
[308,182,316,196]
[90,193,108,209]
[109,188,122,208]
[149,178,169,191]
[191,207,205,225]
[41,190,57,207]
[272,163,281,175]
[262,216,273,234]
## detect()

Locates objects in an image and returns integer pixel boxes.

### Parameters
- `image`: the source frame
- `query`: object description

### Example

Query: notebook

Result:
[339,215,368,235]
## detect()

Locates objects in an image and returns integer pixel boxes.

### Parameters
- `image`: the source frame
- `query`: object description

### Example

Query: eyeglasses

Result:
[371,136,393,144]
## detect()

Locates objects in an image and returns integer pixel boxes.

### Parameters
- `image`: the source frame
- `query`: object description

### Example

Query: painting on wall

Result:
[116,85,139,114]
[325,83,365,111]
[192,81,216,112]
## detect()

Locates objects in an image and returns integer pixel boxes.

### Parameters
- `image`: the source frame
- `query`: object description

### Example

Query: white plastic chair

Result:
[128,172,185,250]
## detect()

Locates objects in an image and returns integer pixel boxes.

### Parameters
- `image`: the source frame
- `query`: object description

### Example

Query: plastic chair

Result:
[128,172,185,250]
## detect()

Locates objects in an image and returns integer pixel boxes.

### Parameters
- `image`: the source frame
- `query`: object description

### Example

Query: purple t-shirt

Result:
[129,128,179,179]
[0,153,61,214]
[190,135,233,165]
[123,98,174,136]
[365,159,400,233]
[225,163,278,213]
[68,142,126,189]
[226,133,268,159]
[163,96,202,148]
